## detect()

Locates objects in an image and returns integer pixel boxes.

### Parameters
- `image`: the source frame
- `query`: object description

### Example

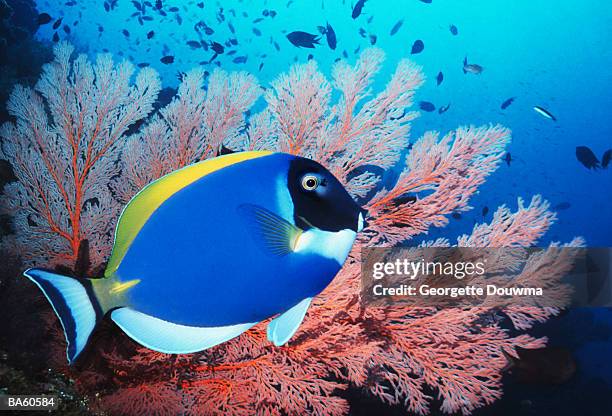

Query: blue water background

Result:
[30,0,612,412]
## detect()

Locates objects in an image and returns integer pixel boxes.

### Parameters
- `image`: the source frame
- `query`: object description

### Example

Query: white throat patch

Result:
[294,228,357,265]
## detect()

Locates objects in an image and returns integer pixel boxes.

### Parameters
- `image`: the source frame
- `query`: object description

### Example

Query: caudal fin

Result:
[24,268,102,364]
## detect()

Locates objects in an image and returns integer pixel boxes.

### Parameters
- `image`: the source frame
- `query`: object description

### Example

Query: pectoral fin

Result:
[111,308,256,354]
[267,297,312,346]
[238,204,302,256]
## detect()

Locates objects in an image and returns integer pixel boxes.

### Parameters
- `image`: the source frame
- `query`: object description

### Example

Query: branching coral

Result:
[0,42,160,268]
[0,43,581,415]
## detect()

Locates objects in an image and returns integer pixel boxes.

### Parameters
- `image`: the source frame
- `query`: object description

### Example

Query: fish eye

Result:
[301,174,319,191]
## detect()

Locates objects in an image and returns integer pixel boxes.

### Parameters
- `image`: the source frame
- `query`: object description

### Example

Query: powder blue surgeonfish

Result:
[24,151,366,364]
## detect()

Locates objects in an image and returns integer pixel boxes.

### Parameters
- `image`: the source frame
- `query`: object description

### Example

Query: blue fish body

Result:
[24,151,364,362]
[119,153,341,326]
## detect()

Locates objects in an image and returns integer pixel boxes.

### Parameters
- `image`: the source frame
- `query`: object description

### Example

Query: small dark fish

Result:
[253,17,264,24]
[53,18,63,30]
[482,206,489,217]
[37,13,52,25]
[358,28,367,38]
[286,31,320,48]
[147,30,155,39]
[210,41,225,54]
[419,101,435,112]
[168,6,179,12]
[160,55,175,64]
[575,146,600,169]
[504,152,512,166]
[352,0,367,19]
[52,32,60,42]
[552,202,571,211]
[451,212,462,220]
[233,56,247,64]
[436,71,443,86]
[307,54,314,61]
[197,2,204,8]
[63,25,71,34]
[270,10,277,18]
[65,0,77,5]
[122,29,130,38]
[137,62,150,68]
[449,24,458,35]
[501,97,515,110]
[438,103,451,114]
[325,22,337,50]
[368,34,377,45]
[533,106,556,121]
[602,149,612,168]
[187,40,201,49]
[411,39,424,54]
[253,27,262,36]
[228,22,236,34]
[273,41,280,51]
[259,62,264,71]
[390,19,403,36]
[463,56,483,74]
[420,0,432,3]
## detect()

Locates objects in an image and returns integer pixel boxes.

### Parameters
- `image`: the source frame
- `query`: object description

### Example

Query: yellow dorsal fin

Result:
[104,151,273,277]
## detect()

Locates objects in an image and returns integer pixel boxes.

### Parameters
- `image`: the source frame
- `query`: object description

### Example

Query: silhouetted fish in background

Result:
[575,146,600,169]
[352,0,367,19]
[53,18,63,30]
[436,71,444,86]
[318,23,337,50]
[438,103,451,114]
[482,206,489,217]
[501,97,515,109]
[504,152,512,166]
[37,13,52,25]
[553,202,571,211]
[601,149,612,168]
[287,31,320,48]
[533,106,557,121]
[390,20,403,36]
[411,39,424,54]
[463,56,483,74]
[449,24,458,35]
[420,0,432,3]
[160,55,174,64]
[419,101,435,112]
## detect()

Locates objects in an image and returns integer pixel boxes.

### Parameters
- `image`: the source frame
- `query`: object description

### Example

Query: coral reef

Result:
[0,43,581,415]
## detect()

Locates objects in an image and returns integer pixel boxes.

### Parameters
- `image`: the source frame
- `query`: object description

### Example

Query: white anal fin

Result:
[111,308,256,354]
[267,297,312,346]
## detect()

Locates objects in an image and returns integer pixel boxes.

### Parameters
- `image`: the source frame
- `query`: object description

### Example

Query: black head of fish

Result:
[287,156,366,233]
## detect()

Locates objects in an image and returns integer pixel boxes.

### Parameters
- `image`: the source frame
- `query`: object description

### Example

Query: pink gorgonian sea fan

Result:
[0,42,582,415]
